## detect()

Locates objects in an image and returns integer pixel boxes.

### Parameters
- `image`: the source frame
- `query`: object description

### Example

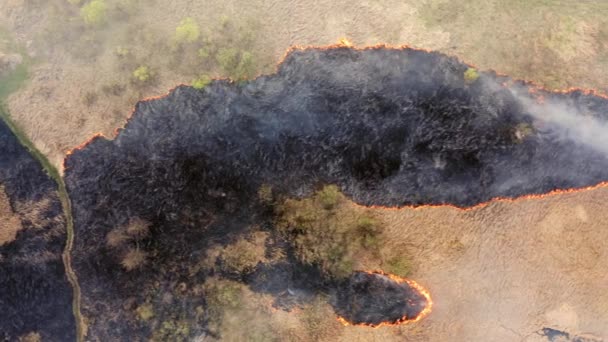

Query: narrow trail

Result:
[0,109,85,342]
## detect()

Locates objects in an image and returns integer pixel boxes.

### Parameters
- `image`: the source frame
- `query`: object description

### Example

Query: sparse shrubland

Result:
[105,217,151,270]
[197,231,269,276]
[275,185,384,279]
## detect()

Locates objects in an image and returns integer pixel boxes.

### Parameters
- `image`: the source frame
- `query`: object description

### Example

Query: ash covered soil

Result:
[0,119,75,341]
[334,271,429,326]
[64,47,608,340]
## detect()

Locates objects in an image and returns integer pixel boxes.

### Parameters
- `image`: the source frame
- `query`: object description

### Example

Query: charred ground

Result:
[64,47,608,340]
[0,118,75,341]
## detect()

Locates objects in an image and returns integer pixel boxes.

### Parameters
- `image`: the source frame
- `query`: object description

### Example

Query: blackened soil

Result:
[0,119,75,341]
[334,272,428,326]
[63,47,608,339]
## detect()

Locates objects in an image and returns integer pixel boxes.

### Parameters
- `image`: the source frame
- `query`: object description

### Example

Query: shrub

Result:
[136,303,154,321]
[220,238,261,274]
[106,228,128,248]
[114,46,130,58]
[121,248,147,271]
[257,184,273,204]
[464,67,480,84]
[19,332,42,342]
[235,51,255,80]
[81,0,107,26]
[276,185,382,279]
[125,217,151,238]
[192,75,211,90]
[132,65,152,83]
[175,17,200,43]
[204,279,243,322]
[385,256,411,277]
[216,47,239,75]
[317,184,341,210]
[152,320,190,342]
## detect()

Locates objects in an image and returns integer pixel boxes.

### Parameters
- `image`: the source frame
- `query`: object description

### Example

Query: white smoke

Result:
[510,86,608,157]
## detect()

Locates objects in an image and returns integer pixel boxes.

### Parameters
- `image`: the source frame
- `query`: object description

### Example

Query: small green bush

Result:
[132,65,151,83]
[385,256,411,277]
[317,185,341,210]
[276,185,382,279]
[204,280,243,321]
[192,75,211,90]
[81,0,107,26]
[464,67,480,84]
[136,303,154,321]
[175,17,200,43]
[151,319,190,342]
[216,47,239,74]
[257,184,273,204]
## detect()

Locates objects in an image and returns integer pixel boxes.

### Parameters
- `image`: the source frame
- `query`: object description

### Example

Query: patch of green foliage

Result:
[464,67,480,84]
[204,279,243,328]
[192,75,211,90]
[136,303,154,321]
[276,185,383,279]
[81,0,108,26]
[151,319,190,342]
[257,184,274,204]
[216,48,255,81]
[132,65,151,83]
[175,17,200,43]
[385,256,411,277]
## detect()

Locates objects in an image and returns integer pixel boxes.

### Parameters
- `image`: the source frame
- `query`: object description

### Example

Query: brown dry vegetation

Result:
[276,185,385,279]
[202,277,342,342]
[0,185,22,246]
[106,216,150,248]
[203,186,608,341]
[2,0,608,171]
[197,230,271,275]
[18,332,41,342]
[120,248,147,271]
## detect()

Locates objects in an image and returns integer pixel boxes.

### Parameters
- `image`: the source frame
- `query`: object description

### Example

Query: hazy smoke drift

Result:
[514,88,608,158]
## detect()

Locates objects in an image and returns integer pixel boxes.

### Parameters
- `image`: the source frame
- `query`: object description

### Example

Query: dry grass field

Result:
[200,186,607,341]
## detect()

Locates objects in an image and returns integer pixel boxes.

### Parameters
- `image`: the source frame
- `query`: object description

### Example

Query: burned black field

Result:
[0,119,75,341]
[334,271,431,326]
[62,47,608,340]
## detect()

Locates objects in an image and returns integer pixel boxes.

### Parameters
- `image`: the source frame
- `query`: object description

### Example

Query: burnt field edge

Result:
[63,43,608,210]
[0,104,84,341]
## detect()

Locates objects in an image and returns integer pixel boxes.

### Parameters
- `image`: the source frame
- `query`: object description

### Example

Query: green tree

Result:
[175,17,200,43]
[81,0,107,25]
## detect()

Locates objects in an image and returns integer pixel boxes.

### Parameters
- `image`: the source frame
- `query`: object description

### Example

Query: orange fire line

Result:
[62,41,608,207]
